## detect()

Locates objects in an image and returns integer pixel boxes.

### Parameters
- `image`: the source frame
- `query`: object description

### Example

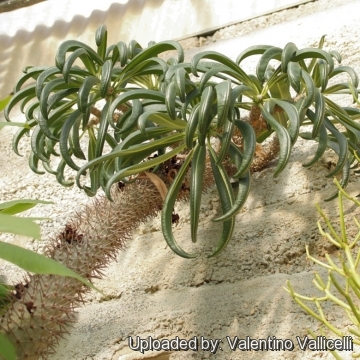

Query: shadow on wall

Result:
[0,0,164,98]
[0,0,45,14]
[0,0,313,99]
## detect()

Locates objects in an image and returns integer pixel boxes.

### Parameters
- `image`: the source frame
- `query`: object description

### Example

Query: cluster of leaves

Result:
[4,26,360,258]
[286,179,360,359]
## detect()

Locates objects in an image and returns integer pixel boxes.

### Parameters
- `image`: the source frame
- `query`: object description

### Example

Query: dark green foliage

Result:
[5,28,360,257]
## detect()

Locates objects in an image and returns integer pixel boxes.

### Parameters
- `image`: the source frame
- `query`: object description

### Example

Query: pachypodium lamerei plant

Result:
[4,26,360,258]
[286,179,360,359]
[0,198,100,360]
[0,182,164,359]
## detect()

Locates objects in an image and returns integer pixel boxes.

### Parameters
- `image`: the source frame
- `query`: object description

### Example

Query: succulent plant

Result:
[286,179,360,359]
[0,180,163,359]
[0,198,98,360]
[4,26,360,258]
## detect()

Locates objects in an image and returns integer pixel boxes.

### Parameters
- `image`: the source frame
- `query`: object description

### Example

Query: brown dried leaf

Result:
[144,172,168,201]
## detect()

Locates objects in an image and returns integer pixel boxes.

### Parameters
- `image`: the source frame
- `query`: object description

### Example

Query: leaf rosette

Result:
[5,27,360,257]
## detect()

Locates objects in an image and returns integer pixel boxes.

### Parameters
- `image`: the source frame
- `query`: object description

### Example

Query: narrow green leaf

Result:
[83,128,99,195]
[59,109,83,170]
[95,25,107,59]
[232,120,256,178]
[0,213,41,238]
[312,88,326,138]
[287,62,302,93]
[0,241,101,293]
[317,59,329,92]
[0,122,29,130]
[95,25,107,46]
[0,199,53,215]
[55,40,103,71]
[100,60,112,97]
[266,72,292,100]
[190,144,206,243]
[270,99,299,144]
[318,35,326,49]
[260,105,292,177]
[0,95,12,112]
[302,110,328,167]
[185,103,200,149]
[181,87,200,120]
[122,57,168,85]
[213,171,250,222]
[4,85,36,121]
[330,65,359,88]
[227,141,244,170]
[198,86,215,145]
[324,143,350,201]
[323,83,356,95]
[161,149,197,258]
[0,333,16,360]
[191,51,254,90]
[165,81,177,120]
[117,99,143,134]
[217,117,235,165]
[329,50,342,64]
[208,147,235,257]
[42,160,59,175]
[198,64,236,92]
[231,84,255,104]
[324,117,348,177]
[39,78,71,118]
[256,46,282,83]
[343,107,360,118]
[291,48,334,73]
[124,41,184,73]
[30,125,50,162]
[24,102,39,123]
[116,41,128,66]
[35,67,61,99]
[236,45,273,64]
[300,70,315,110]
[95,100,111,158]
[37,100,76,142]
[215,80,232,129]
[175,67,187,102]
[70,115,86,160]
[325,97,360,131]
[77,76,100,113]
[113,127,174,170]
[56,158,74,187]
[20,92,37,112]
[109,89,166,126]
[281,42,298,73]
[47,88,79,113]
[127,40,143,59]
[138,111,187,135]
[345,82,358,103]
[62,48,89,83]
[165,63,189,84]
[13,66,48,93]
[28,152,45,175]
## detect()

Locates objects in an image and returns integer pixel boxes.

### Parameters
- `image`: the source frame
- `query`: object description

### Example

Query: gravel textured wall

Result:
[1,0,360,359]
